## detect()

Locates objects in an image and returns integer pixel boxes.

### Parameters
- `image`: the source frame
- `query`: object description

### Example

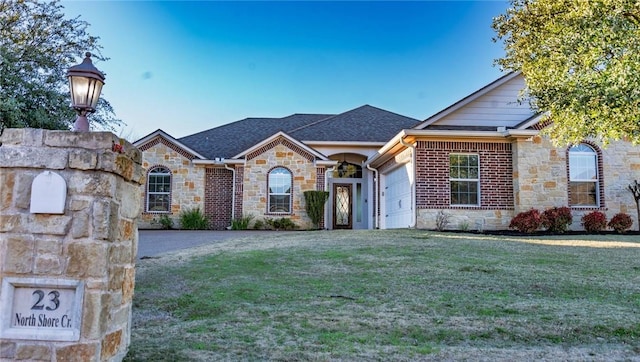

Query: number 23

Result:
[31,290,60,311]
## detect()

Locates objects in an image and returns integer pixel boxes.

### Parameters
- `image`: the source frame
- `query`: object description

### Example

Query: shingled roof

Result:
[289,105,420,142]
[175,105,419,159]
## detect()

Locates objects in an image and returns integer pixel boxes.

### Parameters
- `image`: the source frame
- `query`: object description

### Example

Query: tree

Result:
[0,0,121,131]
[628,180,640,230]
[492,0,640,147]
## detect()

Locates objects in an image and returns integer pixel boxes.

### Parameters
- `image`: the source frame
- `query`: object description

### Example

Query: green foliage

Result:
[0,0,122,131]
[252,219,265,230]
[231,214,254,230]
[303,190,329,229]
[541,206,573,233]
[581,211,607,233]
[265,217,297,230]
[609,213,633,233]
[509,209,543,233]
[179,207,209,230]
[493,0,640,146]
[157,214,173,230]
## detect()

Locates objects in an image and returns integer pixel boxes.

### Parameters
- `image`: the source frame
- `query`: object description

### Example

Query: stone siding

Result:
[139,140,204,229]
[513,136,640,231]
[512,136,569,212]
[243,140,317,229]
[0,129,142,361]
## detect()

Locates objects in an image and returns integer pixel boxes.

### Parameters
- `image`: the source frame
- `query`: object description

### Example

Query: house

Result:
[134,73,640,231]
[134,105,420,230]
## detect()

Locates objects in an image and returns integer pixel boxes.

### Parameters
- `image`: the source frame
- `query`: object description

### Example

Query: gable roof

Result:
[414,71,531,130]
[232,131,331,161]
[133,129,207,160]
[175,105,419,159]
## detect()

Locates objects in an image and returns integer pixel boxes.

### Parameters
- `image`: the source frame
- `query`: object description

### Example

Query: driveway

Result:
[137,230,279,259]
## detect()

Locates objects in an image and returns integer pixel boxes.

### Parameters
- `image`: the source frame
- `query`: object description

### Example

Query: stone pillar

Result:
[0,129,143,361]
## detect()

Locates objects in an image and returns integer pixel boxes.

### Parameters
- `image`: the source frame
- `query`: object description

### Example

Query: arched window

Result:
[568,144,599,206]
[147,166,171,212]
[268,167,292,213]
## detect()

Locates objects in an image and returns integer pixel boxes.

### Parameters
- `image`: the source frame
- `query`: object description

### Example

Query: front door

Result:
[333,184,352,229]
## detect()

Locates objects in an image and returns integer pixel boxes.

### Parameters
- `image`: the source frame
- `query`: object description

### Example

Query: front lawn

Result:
[125,230,640,361]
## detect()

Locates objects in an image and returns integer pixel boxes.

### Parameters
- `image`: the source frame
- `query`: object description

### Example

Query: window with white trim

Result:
[450,154,479,206]
[146,166,171,212]
[568,144,599,206]
[268,167,292,213]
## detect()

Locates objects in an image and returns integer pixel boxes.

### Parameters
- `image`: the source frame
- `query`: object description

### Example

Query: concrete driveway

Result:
[137,230,276,259]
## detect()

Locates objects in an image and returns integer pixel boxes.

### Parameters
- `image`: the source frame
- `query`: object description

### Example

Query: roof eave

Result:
[367,129,529,168]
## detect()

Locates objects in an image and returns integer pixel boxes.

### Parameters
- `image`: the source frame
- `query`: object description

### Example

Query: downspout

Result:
[224,162,236,222]
[324,166,336,230]
[399,138,417,228]
[366,164,379,229]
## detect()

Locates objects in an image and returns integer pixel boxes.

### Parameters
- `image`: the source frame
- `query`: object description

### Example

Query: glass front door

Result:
[333,184,352,229]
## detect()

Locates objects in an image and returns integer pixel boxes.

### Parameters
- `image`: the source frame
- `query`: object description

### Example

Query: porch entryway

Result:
[327,159,368,230]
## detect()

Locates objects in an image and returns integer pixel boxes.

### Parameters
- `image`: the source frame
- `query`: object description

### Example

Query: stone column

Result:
[0,129,143,361]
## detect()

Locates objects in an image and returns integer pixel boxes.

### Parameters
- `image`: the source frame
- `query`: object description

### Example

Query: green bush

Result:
[179,207,209,230]
[253,219,265,230]
[157,214,173,229]
[265,217,297,230]
[231,214,254,230]
[303,190,329,229]
[541,206,572,233]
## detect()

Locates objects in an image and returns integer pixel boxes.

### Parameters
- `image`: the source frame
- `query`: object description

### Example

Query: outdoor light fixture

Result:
[67,52,105,132]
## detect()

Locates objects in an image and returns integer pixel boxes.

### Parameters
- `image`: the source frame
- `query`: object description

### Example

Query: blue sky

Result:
[61,1,511,139]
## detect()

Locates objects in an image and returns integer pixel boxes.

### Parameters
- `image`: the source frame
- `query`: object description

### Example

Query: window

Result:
[450,154,479,206]
[268,167,292,213]
[147,166,171,212]
[569,144,598,206]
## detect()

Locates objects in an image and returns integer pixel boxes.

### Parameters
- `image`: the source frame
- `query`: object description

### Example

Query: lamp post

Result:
[67,52,105,132]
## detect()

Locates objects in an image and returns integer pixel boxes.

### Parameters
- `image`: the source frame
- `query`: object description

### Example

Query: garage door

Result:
[384,165,412,229]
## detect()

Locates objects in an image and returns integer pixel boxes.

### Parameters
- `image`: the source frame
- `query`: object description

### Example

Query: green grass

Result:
[125,230,640,361]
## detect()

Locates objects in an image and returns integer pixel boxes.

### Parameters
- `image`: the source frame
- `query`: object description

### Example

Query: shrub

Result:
[265,217,297,230]
[608,213,633,233]
[541,206,572,233]
[581,211,607,233]
[157,214,173,229]
[509,209,543,233]
[231,214,254,230]
[303,190,329,229]
[179,207,209,230]
[253,219,265,230]
[435,210,451,231]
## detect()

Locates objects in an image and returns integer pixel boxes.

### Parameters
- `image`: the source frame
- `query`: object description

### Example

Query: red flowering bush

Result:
[581,211,607,233]
[608,213,633,233]
[541,206,573,233]
[509,209,543,233]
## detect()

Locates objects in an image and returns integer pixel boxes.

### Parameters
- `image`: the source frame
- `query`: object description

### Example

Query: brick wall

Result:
[204,167,233,230]
[415,141,513,209]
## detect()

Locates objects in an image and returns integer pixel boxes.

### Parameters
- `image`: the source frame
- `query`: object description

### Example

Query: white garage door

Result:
[384,165,412,229]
